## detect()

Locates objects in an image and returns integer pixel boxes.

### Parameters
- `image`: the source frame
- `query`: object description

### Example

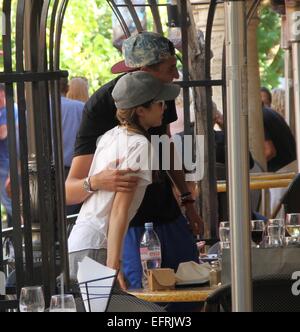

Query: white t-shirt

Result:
[68,126,152,253]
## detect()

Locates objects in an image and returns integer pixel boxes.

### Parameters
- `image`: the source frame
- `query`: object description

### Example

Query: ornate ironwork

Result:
[0,0,69,306]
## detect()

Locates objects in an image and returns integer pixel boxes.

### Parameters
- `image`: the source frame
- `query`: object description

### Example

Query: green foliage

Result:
[0,1,120,91]
[257,5,284,89]
[60,0,121,92]
[0,2,285,93]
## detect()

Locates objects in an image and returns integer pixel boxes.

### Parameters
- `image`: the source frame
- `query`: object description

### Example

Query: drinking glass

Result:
[267,219,285,246]
[265,219,284,248]
[283,236,295,247]
[19,286,45,312]
[285,213,300,243]
[219,222,230,249]
[268,219,285,238]
[251,220,265,247]
[264,235,282,248]
[49,294,77,312]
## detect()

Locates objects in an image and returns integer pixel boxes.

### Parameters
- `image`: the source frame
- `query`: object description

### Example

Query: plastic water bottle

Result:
[140,222,162,289]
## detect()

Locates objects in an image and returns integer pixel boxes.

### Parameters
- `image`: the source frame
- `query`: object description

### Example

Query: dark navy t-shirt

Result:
[263,107,296,172]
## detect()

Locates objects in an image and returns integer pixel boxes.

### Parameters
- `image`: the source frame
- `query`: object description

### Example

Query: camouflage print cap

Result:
[123,32,175,68]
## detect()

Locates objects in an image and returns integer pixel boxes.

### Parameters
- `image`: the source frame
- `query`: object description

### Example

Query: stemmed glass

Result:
[49,294,77,312]
[285,213,300,243]
[19,286,45,312]
[251,220,265,248]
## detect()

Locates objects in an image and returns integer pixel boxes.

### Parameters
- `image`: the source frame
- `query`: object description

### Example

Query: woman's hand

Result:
[107,261,128,291]
[117,271,127,291]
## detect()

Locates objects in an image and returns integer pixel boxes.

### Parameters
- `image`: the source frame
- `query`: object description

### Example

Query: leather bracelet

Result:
[180,192,192,199]
[181,199,196,206]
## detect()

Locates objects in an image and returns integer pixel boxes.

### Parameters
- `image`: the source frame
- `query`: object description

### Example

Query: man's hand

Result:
[89,159,139,193]
[91,168,139,192]
[184,203,204,237]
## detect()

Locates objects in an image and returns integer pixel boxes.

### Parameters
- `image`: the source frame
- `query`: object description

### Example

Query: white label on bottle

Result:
[140,248,161,261]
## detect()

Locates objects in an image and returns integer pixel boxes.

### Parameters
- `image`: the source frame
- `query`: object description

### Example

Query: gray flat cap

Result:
[112,71,180,109]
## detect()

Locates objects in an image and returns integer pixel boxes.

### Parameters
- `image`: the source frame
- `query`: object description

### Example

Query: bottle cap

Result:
[211,260,221,269]
[145,222,154,228]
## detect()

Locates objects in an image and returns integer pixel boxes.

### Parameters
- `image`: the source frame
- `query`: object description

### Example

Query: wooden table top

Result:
[128,286,215,303]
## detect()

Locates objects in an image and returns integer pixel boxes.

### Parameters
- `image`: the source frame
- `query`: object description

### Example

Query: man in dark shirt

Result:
[66,32,202,290]
[263,107,296,172]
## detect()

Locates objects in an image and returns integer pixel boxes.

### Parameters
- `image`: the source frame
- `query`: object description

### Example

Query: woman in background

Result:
[67,77,89,103]
[271,88,285,119]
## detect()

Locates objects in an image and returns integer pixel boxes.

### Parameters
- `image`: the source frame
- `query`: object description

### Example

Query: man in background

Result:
[0,83,18,228]
[60,78,85,216]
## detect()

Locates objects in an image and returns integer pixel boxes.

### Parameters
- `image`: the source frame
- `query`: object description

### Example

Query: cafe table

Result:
[127,286,215,303]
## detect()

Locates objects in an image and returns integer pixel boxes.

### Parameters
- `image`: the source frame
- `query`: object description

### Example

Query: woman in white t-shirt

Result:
[68,71,180,289]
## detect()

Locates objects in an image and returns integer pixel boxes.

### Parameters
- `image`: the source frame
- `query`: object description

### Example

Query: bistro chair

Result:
[281,173,300,214]
[66,214,79,237]
[0,297,19,312]
[271,173,300,218]
[204,274,300,312]
[72,284,166,312]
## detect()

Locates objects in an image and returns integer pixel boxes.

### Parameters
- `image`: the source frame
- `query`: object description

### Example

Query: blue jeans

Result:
[122,214,199,289]
[0,158,12,218]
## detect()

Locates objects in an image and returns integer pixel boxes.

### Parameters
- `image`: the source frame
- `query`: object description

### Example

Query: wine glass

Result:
[285,213,300,243]
[19,286,45,312]
[49,294,77,312]
[251,220,265,248]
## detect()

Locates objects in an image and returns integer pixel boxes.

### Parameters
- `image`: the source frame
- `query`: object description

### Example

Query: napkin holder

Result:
[147,269,176,291]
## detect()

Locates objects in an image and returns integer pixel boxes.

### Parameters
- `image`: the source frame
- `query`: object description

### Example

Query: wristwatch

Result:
[83,176,95,194]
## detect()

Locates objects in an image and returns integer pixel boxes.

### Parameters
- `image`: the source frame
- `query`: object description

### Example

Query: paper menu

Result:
[77,257,117,312]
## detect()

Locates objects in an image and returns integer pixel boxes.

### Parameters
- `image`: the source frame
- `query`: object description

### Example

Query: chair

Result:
[0,297,19,312]
[271,173,300,218]
[73,286,166,312]
[106,288,166,312]
[205,274,300,312]
[281,173,300,213]
[66,214,78,237]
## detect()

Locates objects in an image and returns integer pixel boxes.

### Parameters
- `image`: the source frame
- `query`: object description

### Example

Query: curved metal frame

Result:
[2,0,25,292]
[16,0,33,285]
[107,0,131,37]
[0,0,68,305]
